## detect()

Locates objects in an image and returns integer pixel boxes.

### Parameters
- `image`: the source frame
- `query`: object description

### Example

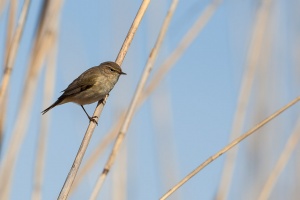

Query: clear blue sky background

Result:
[1,0,299,199]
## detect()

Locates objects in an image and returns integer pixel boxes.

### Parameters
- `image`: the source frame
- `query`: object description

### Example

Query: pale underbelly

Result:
[67,90,107,105]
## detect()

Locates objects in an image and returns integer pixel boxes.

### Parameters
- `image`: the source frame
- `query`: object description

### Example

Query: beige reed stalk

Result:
[0,0,17,152]
[0,28,54,200]
[0,1,63,199]
[3,0,17,68]
[0,0,30,106]
[160,97,300,200]
[57,1,151,199]
[0,0,29,144]
[215,0,273,199]
[70,113,125,195]
[89,1,178,199]
[70,0,221,192]
[32,37,58,200]
[257,116,300,200]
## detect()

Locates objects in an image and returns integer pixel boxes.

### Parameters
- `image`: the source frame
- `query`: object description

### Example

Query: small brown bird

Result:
[42,61,126,124]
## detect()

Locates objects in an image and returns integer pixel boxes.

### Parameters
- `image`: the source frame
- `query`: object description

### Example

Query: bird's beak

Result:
[120,71,127,75]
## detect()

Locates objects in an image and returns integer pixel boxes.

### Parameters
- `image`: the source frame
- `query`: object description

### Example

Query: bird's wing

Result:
[61,67,100,96]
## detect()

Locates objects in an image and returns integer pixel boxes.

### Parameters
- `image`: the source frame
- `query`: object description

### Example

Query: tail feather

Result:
[41,98,63,115]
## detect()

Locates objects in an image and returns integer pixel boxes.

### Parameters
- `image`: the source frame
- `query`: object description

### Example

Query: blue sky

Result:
[1,0,299,199]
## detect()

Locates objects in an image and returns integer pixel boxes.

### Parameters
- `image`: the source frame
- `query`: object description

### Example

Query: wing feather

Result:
[60,67,100,96]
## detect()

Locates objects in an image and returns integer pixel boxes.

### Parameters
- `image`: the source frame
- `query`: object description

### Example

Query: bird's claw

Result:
[89,116,98,125]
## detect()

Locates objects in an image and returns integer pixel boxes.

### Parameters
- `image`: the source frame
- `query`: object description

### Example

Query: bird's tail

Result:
[41,99,63,115]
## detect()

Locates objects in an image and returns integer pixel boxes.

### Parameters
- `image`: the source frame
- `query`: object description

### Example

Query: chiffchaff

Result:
[42,61,126,124]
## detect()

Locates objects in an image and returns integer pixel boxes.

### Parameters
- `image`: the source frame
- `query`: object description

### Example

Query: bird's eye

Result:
[110,68,114,72]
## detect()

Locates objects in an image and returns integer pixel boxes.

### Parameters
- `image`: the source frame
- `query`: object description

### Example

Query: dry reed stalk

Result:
[215,0,273,199]
[31,36,58,200]
[0,0,30,150]
[159,97,300,200]
[3,0,17,67]
[257,117,300,200]
[57,1,150,199]
[88,1,177,199]
[0,1,63,199]
[141,0,222,102]
[0,92,6,153]
[0,30,55,200]
[0,0,31,106]
[0,0,17,154]
[69,113,125,195]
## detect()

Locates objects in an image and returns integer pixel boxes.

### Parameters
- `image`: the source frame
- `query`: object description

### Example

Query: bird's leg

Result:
[80,105,98,125]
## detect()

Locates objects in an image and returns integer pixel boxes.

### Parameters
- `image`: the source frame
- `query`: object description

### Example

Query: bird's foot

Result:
[89,116,98,125]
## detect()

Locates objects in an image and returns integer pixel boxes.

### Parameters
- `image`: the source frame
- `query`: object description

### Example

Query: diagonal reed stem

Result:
[160,96,300,200]
[70,113,125,195]
[0,0,31,106]
[257,114,300,200]
[0,0,17,156]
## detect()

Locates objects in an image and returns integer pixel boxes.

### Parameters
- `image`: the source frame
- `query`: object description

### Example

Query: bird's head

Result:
[100,61,126,76]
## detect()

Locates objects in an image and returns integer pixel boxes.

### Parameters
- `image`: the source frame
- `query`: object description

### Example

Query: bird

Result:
[42,61,126,125]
